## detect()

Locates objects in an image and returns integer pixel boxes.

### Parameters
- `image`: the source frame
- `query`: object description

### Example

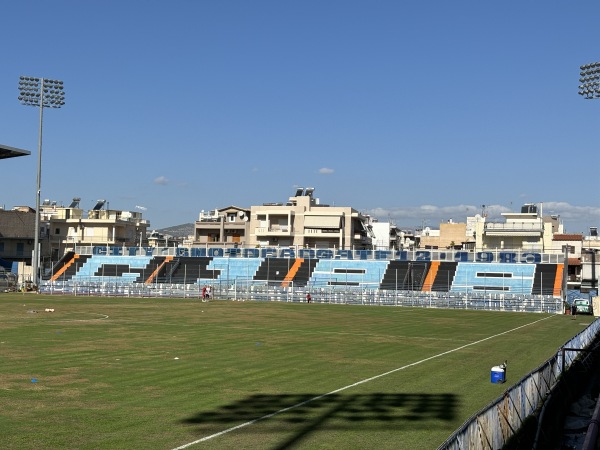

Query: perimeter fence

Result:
[38,279,563,313]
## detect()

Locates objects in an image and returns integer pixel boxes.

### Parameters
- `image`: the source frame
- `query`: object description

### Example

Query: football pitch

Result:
[0,293,594,450]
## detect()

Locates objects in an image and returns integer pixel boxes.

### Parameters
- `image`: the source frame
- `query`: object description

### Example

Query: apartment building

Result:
[194,188,374,250]
[418,220,472,250]
[0,207,37,266]
[46,198,150,256]
[473,203,562,252]
[194,206,250,246]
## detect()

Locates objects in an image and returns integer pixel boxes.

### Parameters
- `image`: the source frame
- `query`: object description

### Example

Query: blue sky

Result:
[1,1,599,233]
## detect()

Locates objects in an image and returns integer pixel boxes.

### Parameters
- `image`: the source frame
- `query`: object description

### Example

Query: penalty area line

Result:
[171,315,553,450]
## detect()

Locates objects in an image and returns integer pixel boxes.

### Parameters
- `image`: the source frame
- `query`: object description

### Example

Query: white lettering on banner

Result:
[91,246,550,264]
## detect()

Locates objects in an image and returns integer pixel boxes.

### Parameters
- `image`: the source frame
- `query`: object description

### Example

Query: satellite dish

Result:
[238,211,245,218]
[243,216,249,222]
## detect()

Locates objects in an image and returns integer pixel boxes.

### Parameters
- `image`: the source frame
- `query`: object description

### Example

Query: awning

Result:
[484,231,541,237]
[0,144,30,160]
[304,215,341,228]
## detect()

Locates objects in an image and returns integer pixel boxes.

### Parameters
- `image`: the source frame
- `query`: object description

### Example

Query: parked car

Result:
[0,272,17,292]
[573,298,592,315]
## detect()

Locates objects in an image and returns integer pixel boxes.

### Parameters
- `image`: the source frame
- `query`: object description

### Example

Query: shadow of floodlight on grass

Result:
[182,392,458,432]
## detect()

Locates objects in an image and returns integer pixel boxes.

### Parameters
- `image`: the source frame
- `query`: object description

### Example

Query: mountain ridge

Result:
[155,223,194,238]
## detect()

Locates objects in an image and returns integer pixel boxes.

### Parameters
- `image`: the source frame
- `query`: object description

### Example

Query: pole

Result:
[591,250,596,294]
[19,77,65,287]
[563,247,568,302]
[579,62,600,297]
[33,79,45,287]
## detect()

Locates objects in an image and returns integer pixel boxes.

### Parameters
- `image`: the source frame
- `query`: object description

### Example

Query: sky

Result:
[1,1,599,233]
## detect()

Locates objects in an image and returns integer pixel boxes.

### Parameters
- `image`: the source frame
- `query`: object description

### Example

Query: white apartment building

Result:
[47,198,150,256]
[473,203,562,252]
[248,188,373,249]
[194,188,374,250]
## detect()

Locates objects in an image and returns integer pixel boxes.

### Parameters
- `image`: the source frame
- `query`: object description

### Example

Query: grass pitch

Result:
[0,293,593,450]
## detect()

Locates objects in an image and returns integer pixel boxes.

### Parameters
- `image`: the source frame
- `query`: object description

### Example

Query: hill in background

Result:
[155,223,194,238]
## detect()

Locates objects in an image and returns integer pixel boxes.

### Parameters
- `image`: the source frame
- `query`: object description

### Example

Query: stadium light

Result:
[579,62,600,99]
[578,62,599,295]
[18,76,65,287]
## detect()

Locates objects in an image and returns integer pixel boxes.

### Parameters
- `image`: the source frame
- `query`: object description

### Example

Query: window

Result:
[16,243,24,257]
[562,245,575,254]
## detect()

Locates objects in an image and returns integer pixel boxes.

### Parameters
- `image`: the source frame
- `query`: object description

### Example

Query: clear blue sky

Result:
[1,1,599,233]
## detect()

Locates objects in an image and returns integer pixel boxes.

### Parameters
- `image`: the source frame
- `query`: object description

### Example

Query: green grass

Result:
[0,293,594,450]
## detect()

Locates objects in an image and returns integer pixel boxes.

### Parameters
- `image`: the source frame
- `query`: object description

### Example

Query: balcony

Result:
[484,222,543,236]
[305,228,341,236]
[255,225,292,236]
[197,217,221,223]
[353,233,372,244]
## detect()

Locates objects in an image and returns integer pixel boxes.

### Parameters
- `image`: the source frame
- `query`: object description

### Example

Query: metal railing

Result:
[38,279,564,313]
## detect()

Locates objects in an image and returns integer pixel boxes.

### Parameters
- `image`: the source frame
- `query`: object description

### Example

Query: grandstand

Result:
[43,247,565,312]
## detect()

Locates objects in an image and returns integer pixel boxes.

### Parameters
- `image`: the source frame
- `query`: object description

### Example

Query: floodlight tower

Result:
[578,62,600,293]
[579,62,600,99]
[18,76,65,287]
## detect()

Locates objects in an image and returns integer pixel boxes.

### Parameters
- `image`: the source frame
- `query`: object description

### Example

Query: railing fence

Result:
[39,279,563,313]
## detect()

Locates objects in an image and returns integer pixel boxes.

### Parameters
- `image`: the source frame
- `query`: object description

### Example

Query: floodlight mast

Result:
[18,76,65,287]
[579,62,600,99]
[578,62,600,294]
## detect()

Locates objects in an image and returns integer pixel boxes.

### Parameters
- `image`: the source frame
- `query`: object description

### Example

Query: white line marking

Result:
[171,315,553,450]
[91,313,109,320]
[57,313,109,322]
